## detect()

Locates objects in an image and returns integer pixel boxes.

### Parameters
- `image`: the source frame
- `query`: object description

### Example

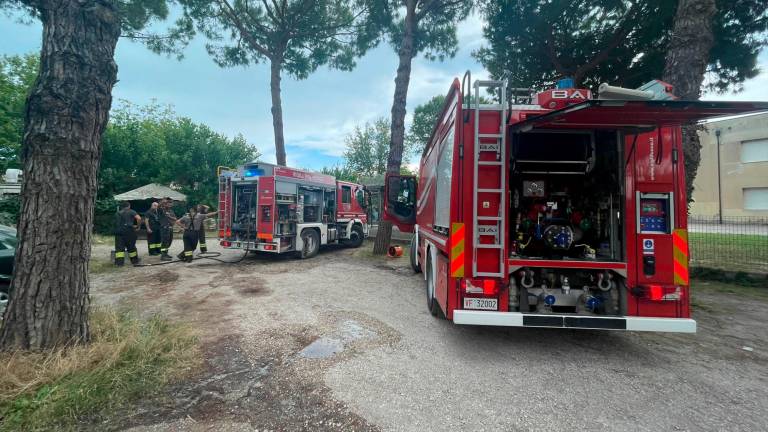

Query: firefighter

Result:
[195,204,218,253]
[114,201,142,266]
[176,206,198,262]
[158,197,177,261]
[144,201,162,255]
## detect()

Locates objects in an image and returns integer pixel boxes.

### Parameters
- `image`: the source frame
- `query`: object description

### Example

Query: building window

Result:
[744,188,768,210]
[740,138,768,163]
[341,185,351,204]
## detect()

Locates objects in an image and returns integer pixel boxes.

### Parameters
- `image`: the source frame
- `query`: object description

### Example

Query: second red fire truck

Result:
[218,162,369,258]
[384,73,767,332]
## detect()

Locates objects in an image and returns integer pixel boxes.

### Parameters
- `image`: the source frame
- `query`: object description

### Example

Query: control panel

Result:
[637,193,672,234]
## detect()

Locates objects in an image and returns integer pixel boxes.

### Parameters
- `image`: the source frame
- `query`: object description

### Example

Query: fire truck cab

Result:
[218,162,369,258]
[385,74,767,332]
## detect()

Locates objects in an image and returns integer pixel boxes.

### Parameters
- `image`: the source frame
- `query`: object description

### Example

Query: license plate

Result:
[463,298,498,311]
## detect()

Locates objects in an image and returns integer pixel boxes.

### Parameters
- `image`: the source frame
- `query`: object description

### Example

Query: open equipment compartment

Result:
[510,129,624,263]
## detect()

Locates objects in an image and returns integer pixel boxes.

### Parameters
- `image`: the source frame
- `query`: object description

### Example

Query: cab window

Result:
[341,185,352,204]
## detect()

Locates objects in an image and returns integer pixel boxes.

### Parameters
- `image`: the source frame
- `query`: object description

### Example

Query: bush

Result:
[0,196,20,226]
[93,198,118,235]
[0,308,200,431]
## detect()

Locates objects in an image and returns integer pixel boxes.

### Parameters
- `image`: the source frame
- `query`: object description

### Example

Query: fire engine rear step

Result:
[472,79,507,278]
[453,310,697,333]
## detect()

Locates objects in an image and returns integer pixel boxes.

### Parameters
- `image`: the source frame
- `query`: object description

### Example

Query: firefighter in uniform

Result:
[114,201,142,266]
[176,207,198,262]
[144,201,162,255]
[195,204,219,253]
[159,198,177,261]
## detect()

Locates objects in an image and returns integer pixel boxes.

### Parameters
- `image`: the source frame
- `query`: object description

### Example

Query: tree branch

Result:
[544,31,567,76]
[217,0,272,58]
[572,1,641,83]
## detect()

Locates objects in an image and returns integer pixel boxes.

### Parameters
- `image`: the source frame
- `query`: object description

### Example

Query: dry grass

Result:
[0,308,200,431]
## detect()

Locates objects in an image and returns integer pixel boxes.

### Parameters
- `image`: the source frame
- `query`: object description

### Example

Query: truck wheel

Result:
[425,255,442,318]
[299,229,320,259]
[347,225,364,248]
[409,235,421,273]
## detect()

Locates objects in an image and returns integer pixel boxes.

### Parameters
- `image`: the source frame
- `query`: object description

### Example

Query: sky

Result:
[1,12,766,171]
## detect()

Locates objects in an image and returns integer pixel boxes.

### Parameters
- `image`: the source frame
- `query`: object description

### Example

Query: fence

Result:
[688,216,768,274]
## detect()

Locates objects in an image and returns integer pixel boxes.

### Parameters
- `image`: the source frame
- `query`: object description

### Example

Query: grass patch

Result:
[0,308,200,431]
[91,234,113,246]
[689,232,767,274]
[89,258,120,275]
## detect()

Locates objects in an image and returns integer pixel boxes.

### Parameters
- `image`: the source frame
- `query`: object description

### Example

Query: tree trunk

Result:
[373,0,417,255]
[662,0,717,202]
[270,58,287,166]
[0,0,120,351]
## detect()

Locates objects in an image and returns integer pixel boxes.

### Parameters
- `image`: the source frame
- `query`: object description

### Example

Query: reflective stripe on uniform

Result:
[115,251,125,258]
[129,251,138,258]
[160,248,167,252]
[184,251,193,256]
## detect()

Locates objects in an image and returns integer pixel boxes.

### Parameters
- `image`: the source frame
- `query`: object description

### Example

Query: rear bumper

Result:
[219,240,281,253]
[453,310,696,333]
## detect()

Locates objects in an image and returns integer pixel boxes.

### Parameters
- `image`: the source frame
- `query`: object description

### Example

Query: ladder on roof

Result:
[472,79,507,278]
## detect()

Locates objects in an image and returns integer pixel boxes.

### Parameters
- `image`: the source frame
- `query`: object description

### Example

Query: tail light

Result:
[642,285,682,301]
[226,227,232,238]
[218,229,225,238]
[220,240,231,247]
[264,244,276,251]
[461,279,499,295]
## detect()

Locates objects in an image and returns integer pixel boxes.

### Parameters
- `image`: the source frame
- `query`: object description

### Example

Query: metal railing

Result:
[688,215,768,274]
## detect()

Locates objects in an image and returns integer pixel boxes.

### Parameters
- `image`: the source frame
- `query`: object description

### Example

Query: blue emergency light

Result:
[556,77,574,89]
[243,168,264,177]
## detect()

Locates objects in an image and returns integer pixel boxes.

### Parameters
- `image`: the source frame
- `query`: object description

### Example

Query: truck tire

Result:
[425,255,442,318]
[409,235,421,273]
[299,229,320,259]
[347,225,364,248]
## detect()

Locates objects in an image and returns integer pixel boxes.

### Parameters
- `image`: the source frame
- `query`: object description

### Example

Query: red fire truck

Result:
[384,74,767,332]
[218,162,369,258]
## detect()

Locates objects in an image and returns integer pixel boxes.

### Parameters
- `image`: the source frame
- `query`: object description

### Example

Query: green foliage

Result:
[320,164,359,183]
[407,94,445,156]
[92,198,119,235]
[0,196,20,226]
[386,1,474,61]
[475,0,768,92]
[0,54,38,172]
[343,118,391,179]
[176,0,383,80]
[101,100,259,206]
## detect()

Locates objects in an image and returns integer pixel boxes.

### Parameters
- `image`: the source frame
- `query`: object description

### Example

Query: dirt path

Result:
[89,241,768,432]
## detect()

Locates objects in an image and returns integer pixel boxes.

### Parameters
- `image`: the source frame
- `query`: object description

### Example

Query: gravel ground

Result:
[89,239,768,432]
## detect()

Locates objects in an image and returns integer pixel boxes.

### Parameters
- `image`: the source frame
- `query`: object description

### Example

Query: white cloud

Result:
[456,11,486,51]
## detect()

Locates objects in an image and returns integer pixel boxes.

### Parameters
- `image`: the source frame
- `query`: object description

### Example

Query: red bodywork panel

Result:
[274,166,335,186]
[336,181,368,222]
